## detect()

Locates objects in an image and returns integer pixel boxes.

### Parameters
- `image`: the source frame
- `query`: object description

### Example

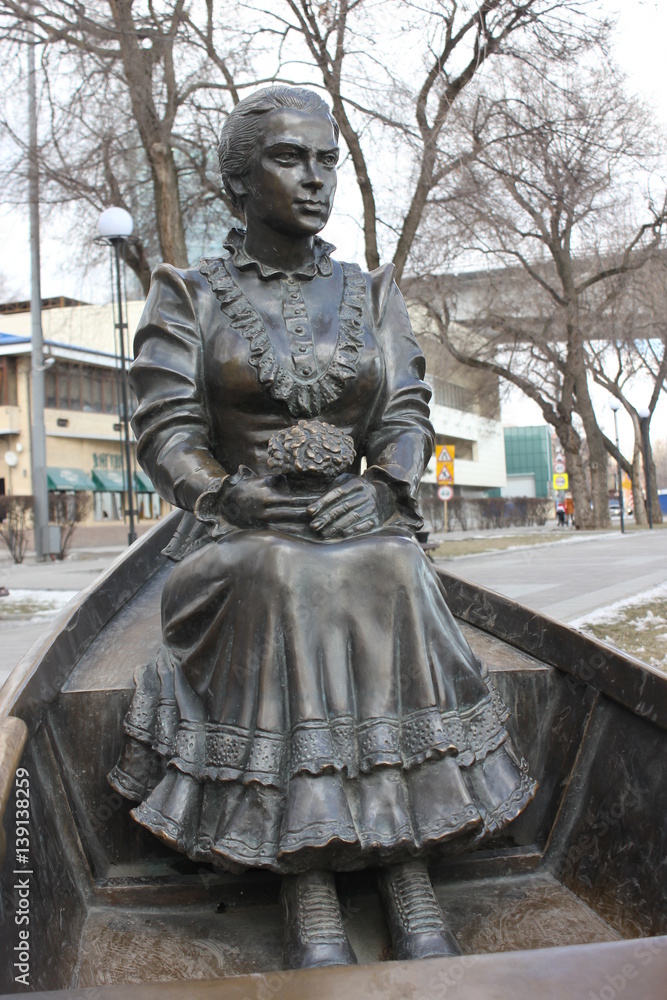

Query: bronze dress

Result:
[109,230,536,874]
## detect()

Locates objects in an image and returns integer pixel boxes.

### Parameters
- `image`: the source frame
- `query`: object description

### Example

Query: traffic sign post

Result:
[436,446,455,534]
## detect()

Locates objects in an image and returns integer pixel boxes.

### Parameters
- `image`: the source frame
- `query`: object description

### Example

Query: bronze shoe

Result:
[281,870,358,969]
[378,860,461,961]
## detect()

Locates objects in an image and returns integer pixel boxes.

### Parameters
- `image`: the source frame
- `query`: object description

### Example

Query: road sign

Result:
[554,459,566,474]
[436,444,455,464]
[553,473,569,491]
[438,485,454,501]
[436,444,455,486]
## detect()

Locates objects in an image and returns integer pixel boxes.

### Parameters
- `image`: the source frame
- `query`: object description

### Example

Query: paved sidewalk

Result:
[434,527,667,622]
[0,546,127,689]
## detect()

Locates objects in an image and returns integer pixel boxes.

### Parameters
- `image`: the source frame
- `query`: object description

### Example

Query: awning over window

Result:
[91,469,128,492]
[134,470,155,493]
[47,468,96,492]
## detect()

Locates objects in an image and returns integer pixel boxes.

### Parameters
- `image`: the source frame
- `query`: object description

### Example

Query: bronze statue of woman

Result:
[109,86,536,970]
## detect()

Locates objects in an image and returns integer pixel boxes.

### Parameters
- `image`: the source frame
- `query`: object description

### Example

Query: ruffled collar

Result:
[223,227,335,280]
[199,255,367,418]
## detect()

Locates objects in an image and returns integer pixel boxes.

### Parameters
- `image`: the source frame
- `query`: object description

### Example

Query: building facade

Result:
[0,299,169,529]
[408,311,508,501]
[501,426,554,499]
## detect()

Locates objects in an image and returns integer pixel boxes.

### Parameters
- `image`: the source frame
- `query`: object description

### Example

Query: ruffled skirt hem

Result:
[109,736,537,874]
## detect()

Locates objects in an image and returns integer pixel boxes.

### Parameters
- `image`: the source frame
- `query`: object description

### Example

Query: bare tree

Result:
[585,258,667,523]
[49,490,93,559]
[0,1,608,294]
[417,57,665,528]
[0,0,261,290]
[264,0,608,281]
[0,496,33,563]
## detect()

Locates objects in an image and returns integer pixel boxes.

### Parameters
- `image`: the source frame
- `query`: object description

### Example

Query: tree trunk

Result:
[123,240,152,298]
[645,436,664,525]
[110,1,189,268]
[558,424,594,530]
[567,331,611,529]
[584,424,612,529]
[149,140,189,267]
[631,440,648,526]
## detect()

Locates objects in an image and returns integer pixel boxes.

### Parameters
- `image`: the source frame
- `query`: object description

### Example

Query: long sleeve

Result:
[363,272,434,525]
[130,264,227,511]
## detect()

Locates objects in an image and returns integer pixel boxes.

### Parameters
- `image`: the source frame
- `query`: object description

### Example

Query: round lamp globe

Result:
[98,207,134,239]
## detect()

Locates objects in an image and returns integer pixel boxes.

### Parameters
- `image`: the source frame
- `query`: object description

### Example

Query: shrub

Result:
[49,492,93,560]
[420,491,551,532]
[0,496,34,564]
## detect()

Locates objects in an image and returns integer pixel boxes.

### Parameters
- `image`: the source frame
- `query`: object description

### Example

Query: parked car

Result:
[608,498,633,518]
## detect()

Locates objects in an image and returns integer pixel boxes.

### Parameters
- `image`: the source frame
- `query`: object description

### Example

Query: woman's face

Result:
[239,108,339,238]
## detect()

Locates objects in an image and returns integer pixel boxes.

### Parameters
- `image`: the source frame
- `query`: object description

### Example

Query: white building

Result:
[407,306,507,501]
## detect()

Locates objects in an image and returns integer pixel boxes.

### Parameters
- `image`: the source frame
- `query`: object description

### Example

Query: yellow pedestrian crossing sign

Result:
[436,445,455,464]
[436,444,455,485]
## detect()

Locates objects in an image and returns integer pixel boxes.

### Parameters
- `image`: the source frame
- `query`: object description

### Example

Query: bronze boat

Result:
[1,513,665,998]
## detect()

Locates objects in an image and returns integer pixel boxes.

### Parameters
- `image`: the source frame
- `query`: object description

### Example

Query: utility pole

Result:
[28,37,49,560]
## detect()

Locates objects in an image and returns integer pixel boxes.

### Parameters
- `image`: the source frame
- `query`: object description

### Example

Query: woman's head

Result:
[219,87,339,215]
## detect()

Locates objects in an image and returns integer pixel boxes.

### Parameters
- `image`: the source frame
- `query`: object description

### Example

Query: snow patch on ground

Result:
[570,581,667,673]
[569,582,667,627]
[0,588,79,624]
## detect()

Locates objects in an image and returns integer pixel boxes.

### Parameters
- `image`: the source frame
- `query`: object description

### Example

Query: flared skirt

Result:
[109,527,536,873]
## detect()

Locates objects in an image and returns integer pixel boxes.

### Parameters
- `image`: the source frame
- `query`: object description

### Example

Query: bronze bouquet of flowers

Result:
[267,419,356,495]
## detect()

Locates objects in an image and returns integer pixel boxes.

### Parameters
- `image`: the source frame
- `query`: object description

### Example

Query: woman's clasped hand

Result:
[219,471,397,537]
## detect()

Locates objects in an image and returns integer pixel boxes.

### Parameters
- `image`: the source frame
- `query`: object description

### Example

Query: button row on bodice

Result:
[281,278,317,381]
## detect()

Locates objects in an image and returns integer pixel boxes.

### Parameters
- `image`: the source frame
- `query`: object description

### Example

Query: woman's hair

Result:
[218,86,339,213]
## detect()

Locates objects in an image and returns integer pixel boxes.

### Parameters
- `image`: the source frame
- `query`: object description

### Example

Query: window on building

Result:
[0,357,18,406]
[427,374,475,413]
[44,361,121,414]
[94,491,123,521]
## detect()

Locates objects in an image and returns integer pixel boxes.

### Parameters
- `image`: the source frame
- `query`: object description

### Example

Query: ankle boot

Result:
[281,869,358,969]
[378,860,461,961]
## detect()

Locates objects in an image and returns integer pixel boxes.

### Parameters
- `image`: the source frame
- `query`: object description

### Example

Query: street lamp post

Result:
[96,207,137,546]
[637,407,653,530]
[28,36,49,560]
[608,399,624,535]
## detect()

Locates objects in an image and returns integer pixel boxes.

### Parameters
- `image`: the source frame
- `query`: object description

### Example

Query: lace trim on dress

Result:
[119,663,512,791]
[198,255,367,418]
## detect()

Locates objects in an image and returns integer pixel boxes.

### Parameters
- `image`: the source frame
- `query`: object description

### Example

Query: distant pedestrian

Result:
[564,496,574,527]
[556,501,566,527]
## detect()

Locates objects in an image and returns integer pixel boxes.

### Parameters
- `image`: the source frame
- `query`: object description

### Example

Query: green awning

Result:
[134,470,155,493]
[91,469,128,492]
[47,467,95,492]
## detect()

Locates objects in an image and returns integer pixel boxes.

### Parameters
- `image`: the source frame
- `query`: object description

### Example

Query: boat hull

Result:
[0,512,665,995]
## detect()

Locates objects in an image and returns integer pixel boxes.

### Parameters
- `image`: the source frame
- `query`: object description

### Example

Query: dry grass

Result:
[433,531,590,559]
[576,596,667,674]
